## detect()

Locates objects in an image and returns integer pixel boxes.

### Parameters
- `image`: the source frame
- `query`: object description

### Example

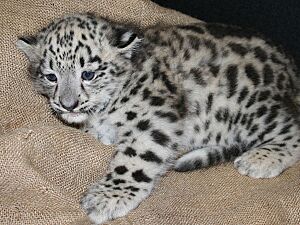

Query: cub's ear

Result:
[16,35,40,63]
[112,28,142,59]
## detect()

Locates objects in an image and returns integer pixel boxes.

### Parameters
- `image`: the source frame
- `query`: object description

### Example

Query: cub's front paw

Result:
[81,181,147,224]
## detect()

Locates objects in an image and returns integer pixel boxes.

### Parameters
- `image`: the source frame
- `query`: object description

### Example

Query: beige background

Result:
[0,0,300,224]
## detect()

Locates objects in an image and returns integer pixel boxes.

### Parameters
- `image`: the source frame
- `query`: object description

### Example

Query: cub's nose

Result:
[60,99,79,111]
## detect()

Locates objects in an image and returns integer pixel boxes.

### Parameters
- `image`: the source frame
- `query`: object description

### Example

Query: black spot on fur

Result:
[278,124,293,135]
[203,39,218,59]
[215,108,229,123]
[271,53,283,64]
[226,64,238,98]
[187,35,200,50]
[202,132,212,145]
[204,120,210,130]
[90,55,102,64]
[245,92,258,108]
[143,88,151,100]
[265,105,280,124]
[125,186,140,192]
[139,74,148,83]
[132,170,152,183]
[191,68,207,86]
[123,131,132,137]
[113,187,121,190]
[151,130,170,146]
[216,132,221,144]
[240,114,248,125]
[175,160,202,172]
[121,96,129,103]
[130,83,143,95]
[80,57,85,67]
[81,34,87,40]
[106,173,112,181]
[258,122,277,140]
[123,79,130,89]
[124,147,137,157]
[228,42,248,56]
[206,93,214,114]
[113,179,126,185]
[245,64,260,86]
[49,59,53,70]
[85,45,92,55]
[173,94,187,118]
[108,107,116,114]
[253,46,268,62]
[151,62,161,81]
[248,124,259,136]
[49,45,55,55]
[223,144,245,160]
[137,120,151,131]
[126,111,137,120]
[238,87,249,103]
[194,124,200,133]
[256,105,268,117]
[210,64,220,77]
[140,151,162,164]
[207,151,222,166]
[258,90,271,102]
[115,122,123,127]
[184,49,191,60]
[195,101,201,116]
[150,96,165,106]
[175,130,183,136]
[155,111,178,122]
[114,166,128,175]
[162,73,177,93]
[277,73,285,90]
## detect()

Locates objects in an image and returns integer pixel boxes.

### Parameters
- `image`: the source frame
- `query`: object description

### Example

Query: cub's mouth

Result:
[50,98,111,124]
[60,112,89,124]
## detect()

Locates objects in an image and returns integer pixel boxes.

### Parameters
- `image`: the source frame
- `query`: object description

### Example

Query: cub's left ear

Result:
[16,35,40,63]
[113,28,142,59]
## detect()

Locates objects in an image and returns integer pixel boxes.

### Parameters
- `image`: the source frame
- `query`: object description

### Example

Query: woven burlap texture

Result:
[0,0,300,225]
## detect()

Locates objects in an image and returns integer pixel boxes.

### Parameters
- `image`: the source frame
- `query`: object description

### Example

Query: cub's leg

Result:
[81,131,175,224]
[234,141,300,178]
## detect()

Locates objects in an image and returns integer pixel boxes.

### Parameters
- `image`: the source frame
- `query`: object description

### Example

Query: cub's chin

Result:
[60,112,88,124]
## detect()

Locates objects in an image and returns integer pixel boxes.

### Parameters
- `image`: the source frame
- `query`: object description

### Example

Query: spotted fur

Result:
[17,13,300,224]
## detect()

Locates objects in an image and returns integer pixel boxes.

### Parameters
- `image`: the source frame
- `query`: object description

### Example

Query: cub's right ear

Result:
[16,35,40,63]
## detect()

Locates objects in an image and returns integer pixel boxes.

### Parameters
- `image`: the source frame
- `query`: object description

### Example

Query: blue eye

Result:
[45,73,57,82]
[81,71,96,81]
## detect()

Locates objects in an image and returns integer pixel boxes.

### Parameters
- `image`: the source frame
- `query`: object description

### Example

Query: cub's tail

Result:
[174,145,246,172]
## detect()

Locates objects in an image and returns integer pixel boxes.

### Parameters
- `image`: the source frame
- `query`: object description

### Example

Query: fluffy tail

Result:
[174,145,246,172]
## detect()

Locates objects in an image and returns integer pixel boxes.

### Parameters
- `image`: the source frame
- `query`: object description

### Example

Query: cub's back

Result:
[142,22,298,99]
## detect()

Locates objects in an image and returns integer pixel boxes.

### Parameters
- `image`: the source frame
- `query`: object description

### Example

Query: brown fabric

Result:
[0,0,300,224]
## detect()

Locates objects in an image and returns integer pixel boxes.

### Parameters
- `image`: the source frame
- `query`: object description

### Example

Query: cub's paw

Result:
[234,150,284,178]
[81,182,146,224]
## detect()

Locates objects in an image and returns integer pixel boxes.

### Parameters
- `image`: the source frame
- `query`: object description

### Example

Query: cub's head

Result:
[17,13,142,124]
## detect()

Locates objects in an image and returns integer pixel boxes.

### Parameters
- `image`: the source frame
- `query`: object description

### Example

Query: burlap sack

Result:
[0,0,299,224]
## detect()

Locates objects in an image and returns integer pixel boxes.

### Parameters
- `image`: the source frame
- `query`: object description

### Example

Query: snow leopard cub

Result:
[17,13,300,224]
